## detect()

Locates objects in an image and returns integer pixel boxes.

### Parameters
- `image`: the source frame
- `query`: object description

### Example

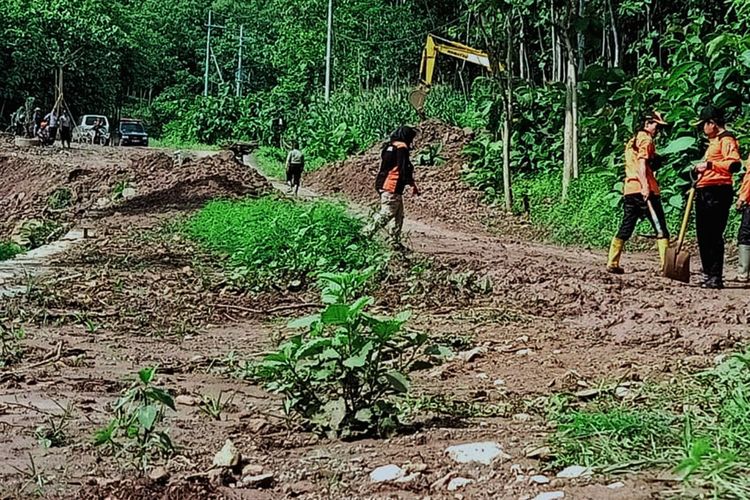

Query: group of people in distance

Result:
[607,105,750,289]
[28,107,73,149]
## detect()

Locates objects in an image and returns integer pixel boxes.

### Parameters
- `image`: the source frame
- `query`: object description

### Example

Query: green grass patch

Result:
[253,147,286,179]
[547,351,750,497]
[148,138,219,151]
[549,398,678,468]
[0,241,23,261]
[185,196,386,290]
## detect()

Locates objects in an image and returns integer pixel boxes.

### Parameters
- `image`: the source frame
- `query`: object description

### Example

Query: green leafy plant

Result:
[414,143,446,166]
[0,322,26,368]
[111,180,133,201]
[254,269,427,438]
[0,241,23,261]
[94,367,175,470]
[47,187,74,211]
[13,219,63,250]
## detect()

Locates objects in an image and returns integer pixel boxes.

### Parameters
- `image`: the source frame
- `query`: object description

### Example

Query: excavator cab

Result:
[410,34,501,118]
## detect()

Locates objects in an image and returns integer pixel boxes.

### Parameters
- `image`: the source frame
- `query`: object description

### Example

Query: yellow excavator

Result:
[409,34,502,117]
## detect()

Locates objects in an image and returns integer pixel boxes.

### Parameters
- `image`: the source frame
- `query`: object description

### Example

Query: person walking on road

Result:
[736,160,750,282]
[607,111,670,274]
[32,107,43,136]
[59,110,72,149]
[693,105,742,289]
[285,141,305,196]
[364,125,420,251]
[45,109,58,145]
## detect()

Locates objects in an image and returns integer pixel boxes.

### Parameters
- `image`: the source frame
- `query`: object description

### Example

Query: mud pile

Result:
[307,120,508,230]
[0,149,271,238]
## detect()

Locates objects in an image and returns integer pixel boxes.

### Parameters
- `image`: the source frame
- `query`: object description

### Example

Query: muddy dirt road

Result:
[0,137,748,500]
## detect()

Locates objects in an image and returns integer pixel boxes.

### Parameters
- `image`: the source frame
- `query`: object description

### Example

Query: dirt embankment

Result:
[0,147,271,238]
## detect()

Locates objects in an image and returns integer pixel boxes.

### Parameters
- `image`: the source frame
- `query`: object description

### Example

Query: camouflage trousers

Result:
[364,191,404,245]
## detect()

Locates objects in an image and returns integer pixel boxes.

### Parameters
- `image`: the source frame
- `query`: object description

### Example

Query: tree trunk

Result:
[502,14,513,211]
[606,0,620,67]
[551,0,557,81]
[562,0,579,199]
[577,0,585,72]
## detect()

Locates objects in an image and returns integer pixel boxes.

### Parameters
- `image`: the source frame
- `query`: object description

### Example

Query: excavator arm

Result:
[409,34,500,116]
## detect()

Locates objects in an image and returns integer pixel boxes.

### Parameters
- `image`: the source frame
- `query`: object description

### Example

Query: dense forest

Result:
[3,0,750,245]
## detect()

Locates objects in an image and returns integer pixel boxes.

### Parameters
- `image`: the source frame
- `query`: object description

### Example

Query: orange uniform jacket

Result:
[739,164,750,204]
[376,141,414,194]
[624,131,660,196]
[698,131,741,188]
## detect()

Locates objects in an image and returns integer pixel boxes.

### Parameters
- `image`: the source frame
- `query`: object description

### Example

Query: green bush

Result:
[0,241,23,261]
[255,269,426,438]
[185,196,387,290]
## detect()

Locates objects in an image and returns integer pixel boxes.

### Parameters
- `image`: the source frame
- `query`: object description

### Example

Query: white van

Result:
[73,115,110,145]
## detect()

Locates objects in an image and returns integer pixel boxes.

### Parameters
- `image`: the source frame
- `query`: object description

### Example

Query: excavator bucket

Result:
[408,88,427,117]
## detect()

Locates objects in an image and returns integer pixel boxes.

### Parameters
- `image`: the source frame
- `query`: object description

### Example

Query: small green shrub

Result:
[0,241,23,260]
[186,197,386,290]
[0,323,26,367]
[47,188,73,210]
[254,269,426,438]
[94,367,175,470]
[13,219,63,250]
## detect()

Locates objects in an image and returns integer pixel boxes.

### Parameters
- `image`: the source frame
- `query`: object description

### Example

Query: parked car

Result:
[114,118,149,146]
[73,114,110,145]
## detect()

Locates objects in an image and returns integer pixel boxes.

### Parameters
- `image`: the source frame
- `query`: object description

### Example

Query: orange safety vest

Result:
[699,131,741,188]
[382,141,409,193]
[623,131,660,196]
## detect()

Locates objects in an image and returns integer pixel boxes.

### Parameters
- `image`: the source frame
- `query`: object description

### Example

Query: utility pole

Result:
[324,0,333,102]
[203,11,225,96]
[204,10,212,96]
[236,25,244,97]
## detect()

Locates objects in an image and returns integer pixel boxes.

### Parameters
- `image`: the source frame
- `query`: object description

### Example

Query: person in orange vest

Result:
[736,160,750,282]
[364,126,420,250]
[693,105,742,289]
[607,111,670,274]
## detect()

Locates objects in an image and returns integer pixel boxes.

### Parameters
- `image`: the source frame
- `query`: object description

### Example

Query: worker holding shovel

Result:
[607,111,670,274]
[735,162,750,283]
[692,105,742,289]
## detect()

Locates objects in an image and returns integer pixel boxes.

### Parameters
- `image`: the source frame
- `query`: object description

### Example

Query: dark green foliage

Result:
[0,242,23,261]
[185,197,386,290]
[254,269,426,437]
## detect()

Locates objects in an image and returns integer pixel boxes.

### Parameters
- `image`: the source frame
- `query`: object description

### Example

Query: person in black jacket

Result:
[364,126,420,250]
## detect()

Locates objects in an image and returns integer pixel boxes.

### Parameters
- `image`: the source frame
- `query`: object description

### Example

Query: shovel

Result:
[646,199,666,239]
[663,186,697,283]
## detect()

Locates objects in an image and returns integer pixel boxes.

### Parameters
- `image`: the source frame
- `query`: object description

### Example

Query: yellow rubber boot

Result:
[607,237,625,274]
[657,238,669,271]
